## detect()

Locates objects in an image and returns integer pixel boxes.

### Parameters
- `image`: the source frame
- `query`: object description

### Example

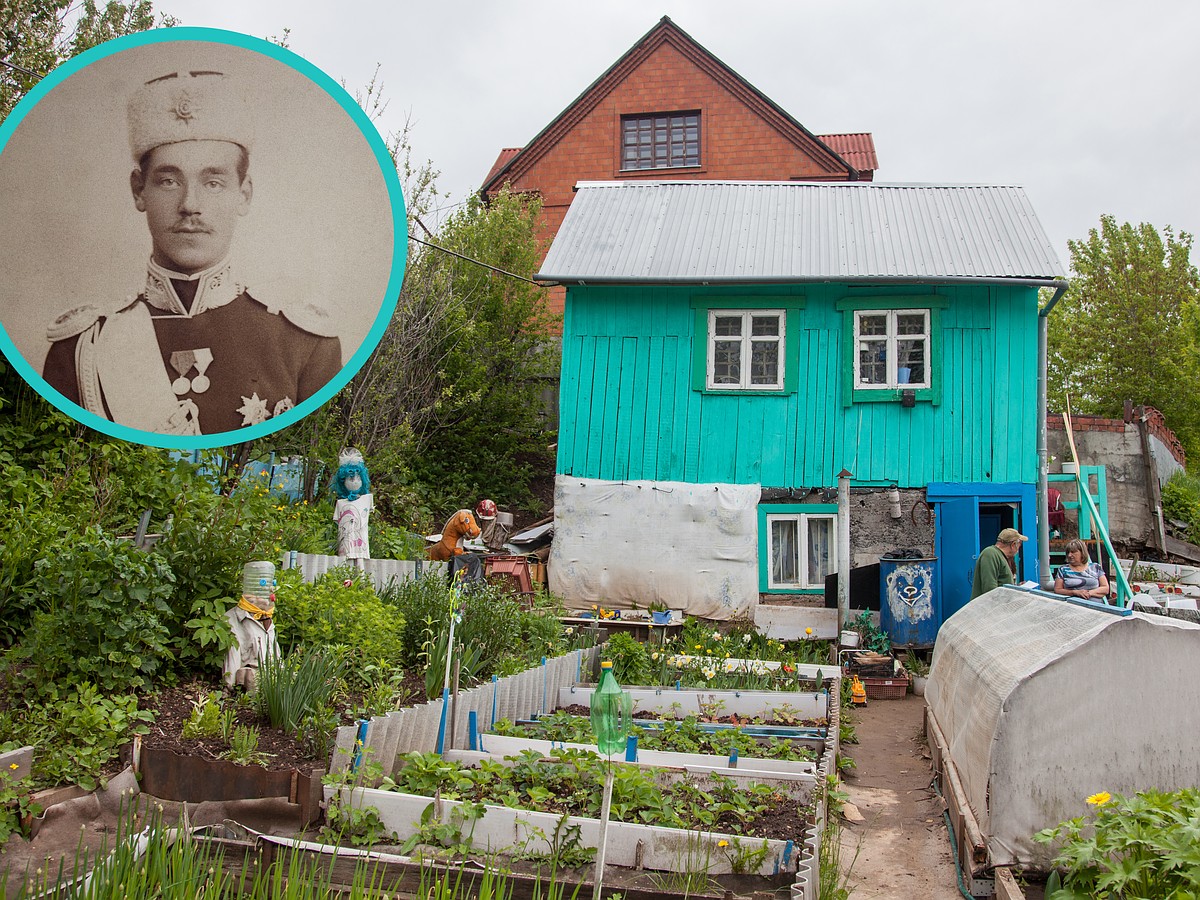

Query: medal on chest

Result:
[170,348,214,395]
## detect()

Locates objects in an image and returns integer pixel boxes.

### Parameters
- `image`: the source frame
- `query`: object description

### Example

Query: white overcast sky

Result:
[140,0,1200,269]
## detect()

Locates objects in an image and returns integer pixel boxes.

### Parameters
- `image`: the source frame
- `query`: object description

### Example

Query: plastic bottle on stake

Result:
[590,660,632,755]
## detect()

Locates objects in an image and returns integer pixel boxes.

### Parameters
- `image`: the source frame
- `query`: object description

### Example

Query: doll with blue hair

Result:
[334,448,373,563]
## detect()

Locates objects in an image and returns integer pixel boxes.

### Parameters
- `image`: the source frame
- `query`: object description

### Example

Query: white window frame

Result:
[853,308,931,390]
[706,308,785,391]
[766,512,838,590]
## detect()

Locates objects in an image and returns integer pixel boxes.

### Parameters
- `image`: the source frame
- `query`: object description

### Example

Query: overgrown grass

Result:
[255,645,345,734]
[2,798,588,898]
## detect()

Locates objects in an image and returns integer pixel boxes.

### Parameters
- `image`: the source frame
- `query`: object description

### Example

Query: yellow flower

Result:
[717,839,729,848]
[695,644,702,650]
[8,763,17,770]
[1086,791,1112,807]
[805,627,813,635]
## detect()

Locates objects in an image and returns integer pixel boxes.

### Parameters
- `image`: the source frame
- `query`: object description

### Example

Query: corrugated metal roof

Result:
[817,133,879,173]
[538,181,1066,284]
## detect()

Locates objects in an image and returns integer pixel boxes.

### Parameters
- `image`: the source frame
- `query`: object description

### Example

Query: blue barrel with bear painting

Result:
[879,550,940,649]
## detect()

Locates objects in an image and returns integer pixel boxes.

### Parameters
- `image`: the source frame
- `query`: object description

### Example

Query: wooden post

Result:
[837,469,852,635]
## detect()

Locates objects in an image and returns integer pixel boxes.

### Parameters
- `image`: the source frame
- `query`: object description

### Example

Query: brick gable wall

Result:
[490,41,852,319]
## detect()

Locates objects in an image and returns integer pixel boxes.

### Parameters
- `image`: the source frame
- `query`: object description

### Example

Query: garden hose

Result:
[932,774,978,900]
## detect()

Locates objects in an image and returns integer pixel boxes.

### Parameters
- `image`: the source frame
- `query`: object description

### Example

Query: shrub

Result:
[273,567,406,688]
[1162,471,1200,544]
[153,486,294,672]
[601,632,652,686]
[8,527,175,697]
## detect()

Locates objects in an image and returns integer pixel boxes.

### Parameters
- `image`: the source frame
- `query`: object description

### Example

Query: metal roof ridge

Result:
[571,180,1028,190]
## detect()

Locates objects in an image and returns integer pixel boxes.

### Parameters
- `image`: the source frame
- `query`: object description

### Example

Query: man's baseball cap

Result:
[128,70,255,161]
[998,528,1028,544]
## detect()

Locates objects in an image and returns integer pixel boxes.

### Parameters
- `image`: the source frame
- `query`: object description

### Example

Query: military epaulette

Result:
[279,300,338,338]
[46,294,141,342]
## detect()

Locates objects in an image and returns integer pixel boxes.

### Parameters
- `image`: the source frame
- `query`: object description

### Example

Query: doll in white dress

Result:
[334,448,373,563]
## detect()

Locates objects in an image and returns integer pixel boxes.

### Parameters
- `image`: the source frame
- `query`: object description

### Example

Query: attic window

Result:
[621,112,700,170]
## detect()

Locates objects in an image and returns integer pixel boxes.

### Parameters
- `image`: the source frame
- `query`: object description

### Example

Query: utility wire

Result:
[408,232,554,287]
[1,59,46,80]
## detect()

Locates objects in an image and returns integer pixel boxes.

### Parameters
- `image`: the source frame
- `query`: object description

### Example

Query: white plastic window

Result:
[854,309,930,389]
[708,309,784,390]
[768,513,836,589]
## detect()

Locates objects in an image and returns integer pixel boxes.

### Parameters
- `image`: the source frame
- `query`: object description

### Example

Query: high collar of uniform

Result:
[143,255,245,317]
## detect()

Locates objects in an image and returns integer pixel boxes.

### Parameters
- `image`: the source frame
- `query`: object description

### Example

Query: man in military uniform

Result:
[43,68,341,435]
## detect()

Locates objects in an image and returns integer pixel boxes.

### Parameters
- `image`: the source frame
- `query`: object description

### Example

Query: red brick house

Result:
[481,16,878,317]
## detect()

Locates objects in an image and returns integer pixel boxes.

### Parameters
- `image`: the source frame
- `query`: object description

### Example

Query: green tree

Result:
[322,188,558,516]
[2,1,169,121]
[1048,215,1200,457]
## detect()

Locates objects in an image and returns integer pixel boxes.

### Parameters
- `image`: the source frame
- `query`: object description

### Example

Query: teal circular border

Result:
[0,27,407,450]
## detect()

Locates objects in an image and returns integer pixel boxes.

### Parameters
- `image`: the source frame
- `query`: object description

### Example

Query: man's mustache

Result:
[171,219,212,234]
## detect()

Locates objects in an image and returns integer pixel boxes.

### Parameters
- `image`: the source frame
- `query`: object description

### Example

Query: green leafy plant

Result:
[423,622,486,701]
[180,691,234,741]
[273,567,406,689]
[220,725,273,767]
[648,830,719,896]
[0,768,41,843]
[400,799,487,857]
[7,527,176,698]
[903,651,930,678]
[848,610,890,654]
[819,802,861,900]
[18,684,153,791]
[1035,788,1200,898]
[512,814,596,870]
[719,835,771,875]
[601,632,651,685]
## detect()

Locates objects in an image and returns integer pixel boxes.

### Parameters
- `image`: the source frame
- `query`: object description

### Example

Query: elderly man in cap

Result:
[43,68,341,435]
[971,527,1028,599]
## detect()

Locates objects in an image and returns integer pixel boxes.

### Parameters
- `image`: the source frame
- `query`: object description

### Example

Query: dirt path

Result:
[838,692,965,899]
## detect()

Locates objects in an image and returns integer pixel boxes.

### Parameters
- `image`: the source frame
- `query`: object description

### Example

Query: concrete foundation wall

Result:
[1046,420,1181,549]
[848,487,937,568]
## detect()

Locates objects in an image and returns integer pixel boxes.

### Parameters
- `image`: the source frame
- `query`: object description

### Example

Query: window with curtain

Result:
[707,309,784,390]
[853,308,930,389]
[767,512,837,589]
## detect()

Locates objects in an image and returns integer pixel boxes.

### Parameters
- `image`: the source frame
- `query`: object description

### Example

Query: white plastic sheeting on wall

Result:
[927,587,1200,870]
[549,476,760,620]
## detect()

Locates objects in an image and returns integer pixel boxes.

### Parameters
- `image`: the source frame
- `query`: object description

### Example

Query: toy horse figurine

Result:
[428,509,481,561]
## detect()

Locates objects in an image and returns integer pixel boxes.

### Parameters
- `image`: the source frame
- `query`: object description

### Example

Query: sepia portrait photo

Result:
[0,31,404,444]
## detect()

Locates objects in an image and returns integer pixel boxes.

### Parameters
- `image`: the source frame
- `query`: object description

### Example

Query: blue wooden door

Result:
[937,496,980,622]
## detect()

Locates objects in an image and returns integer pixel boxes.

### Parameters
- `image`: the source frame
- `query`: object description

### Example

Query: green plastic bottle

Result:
[590,660,633,756]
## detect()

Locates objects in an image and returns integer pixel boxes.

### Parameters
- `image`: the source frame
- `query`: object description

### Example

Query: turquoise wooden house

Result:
[538,181,1066,620]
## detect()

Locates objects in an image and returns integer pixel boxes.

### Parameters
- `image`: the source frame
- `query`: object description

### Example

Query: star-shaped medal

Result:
[237,392,271,426]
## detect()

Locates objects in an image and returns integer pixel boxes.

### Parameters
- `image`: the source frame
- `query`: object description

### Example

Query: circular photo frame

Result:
[0,28,406,449]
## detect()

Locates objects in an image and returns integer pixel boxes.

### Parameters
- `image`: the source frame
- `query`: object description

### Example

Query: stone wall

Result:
[848,486,937,568]
[1047,407,1184,550]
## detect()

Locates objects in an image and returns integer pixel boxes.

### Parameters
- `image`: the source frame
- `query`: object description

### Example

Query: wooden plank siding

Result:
[556,282,1039,488]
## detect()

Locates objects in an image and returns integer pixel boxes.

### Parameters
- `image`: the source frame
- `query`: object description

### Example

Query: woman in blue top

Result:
[1054,539,1110,601]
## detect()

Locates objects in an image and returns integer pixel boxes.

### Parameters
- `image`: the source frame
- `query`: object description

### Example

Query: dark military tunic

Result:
[44,288,341,435]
